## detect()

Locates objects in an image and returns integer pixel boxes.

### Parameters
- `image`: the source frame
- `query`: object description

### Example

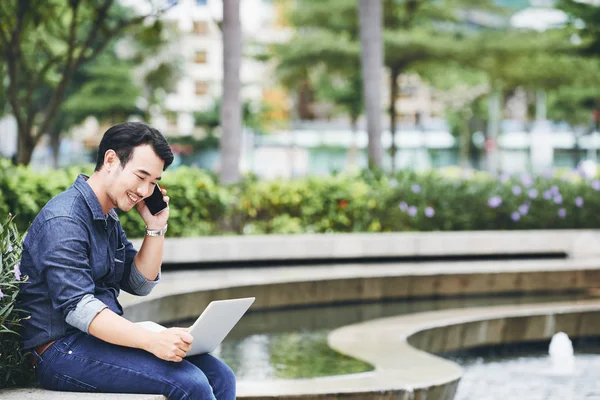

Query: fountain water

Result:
[548,331,575,375]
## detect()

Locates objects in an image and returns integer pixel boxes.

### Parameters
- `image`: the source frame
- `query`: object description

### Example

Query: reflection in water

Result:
[175,293,596,380]
[213,331,373,380]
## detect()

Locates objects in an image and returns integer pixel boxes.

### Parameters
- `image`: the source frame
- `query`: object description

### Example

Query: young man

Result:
[18,122,235,399]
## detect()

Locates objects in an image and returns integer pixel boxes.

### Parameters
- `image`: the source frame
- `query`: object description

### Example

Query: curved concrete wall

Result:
[123,266,600,324]
[131,230,600,264]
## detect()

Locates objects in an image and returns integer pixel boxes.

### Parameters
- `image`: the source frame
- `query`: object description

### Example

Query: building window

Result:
[193,21,208,35]
[194,50,207,64]
[195,81,209,95]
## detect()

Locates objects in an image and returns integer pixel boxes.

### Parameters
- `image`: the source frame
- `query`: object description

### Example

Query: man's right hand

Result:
[146,328,194,362]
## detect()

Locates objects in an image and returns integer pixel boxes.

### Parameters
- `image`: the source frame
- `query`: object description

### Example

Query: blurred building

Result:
[148,0,292,137]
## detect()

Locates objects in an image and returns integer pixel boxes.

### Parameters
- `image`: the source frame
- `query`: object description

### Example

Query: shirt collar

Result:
[73,174,119,222]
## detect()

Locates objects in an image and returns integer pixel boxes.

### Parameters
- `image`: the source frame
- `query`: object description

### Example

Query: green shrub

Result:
[2,160,600,236]
[0,159,88,234]
[0,214,35,388]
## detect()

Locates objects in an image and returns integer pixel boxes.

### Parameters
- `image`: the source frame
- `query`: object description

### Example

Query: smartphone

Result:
[144,184,168,215]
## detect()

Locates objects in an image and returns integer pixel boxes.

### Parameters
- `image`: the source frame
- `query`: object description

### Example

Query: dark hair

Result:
[94,122,174,171]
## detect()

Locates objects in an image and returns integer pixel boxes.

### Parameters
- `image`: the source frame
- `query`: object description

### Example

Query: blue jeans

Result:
[33,331,236,400]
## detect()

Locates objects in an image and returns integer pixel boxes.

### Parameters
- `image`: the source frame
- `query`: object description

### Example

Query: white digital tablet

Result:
[136,297,255,357]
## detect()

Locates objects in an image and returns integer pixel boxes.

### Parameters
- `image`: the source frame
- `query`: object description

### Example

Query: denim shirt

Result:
[18,175,160,350]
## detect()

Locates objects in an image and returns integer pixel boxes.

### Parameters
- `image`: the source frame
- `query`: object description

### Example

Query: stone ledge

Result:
[131,230,600,264]
[0,388,163,399]
[120,258,600,323]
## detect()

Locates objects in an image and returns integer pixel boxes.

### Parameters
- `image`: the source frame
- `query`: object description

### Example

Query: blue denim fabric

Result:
[35,331,235,400]
[18,175,159,350]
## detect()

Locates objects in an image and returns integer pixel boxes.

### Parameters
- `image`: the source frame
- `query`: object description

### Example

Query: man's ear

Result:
[104,150,120,172]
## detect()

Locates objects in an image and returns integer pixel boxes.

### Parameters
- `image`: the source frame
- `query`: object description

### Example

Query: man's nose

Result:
[137,185,151,198]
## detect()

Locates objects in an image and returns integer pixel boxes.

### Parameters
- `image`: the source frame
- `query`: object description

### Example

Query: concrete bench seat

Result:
[0,389,164,399]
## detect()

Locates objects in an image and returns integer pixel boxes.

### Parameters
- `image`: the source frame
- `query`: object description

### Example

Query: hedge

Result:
[1,158,600,238]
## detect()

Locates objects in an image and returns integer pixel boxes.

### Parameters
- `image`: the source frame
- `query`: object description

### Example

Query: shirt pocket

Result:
[111,244,126,286]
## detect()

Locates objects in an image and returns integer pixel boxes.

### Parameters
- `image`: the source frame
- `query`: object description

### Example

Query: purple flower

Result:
[593,180,600,191]
[575,197,584,207]
[512,185,522,196]
[425,207,435,218]
[554,195,563,204]
[411,184,421,194]
[13,265,21,281]
[543,190,552,200]
[528,189,538,199]
[488,196,502,208]
[518,204,529,215]
[511,211,521,222]
[389,178,398,188]
[408,206,418,217]
[521,174,533,187]
[558,208,567,218]
[551,185,560,195]
[499,173,510,183]
[399,201,408,211]
[0,288,3,300]
[7,243,13,253]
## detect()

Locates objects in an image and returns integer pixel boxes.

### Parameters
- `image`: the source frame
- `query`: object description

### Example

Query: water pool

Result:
[448,339,600,400]
[176,292,597,380]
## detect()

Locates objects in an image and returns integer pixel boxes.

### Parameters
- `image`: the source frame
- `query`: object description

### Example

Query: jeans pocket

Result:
[35,344,59,381]
[54,373,99,392]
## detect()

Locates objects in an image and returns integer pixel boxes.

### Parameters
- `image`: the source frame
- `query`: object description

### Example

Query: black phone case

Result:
[144,185,168,215]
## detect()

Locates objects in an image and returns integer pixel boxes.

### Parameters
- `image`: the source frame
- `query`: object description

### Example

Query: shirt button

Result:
[68,351,73,354]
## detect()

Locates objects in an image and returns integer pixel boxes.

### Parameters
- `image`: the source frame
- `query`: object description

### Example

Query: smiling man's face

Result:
[106,144,164,212]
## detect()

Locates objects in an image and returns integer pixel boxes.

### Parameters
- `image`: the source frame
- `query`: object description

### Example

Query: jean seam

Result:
[54,372,99,392]
[56,350,191,399]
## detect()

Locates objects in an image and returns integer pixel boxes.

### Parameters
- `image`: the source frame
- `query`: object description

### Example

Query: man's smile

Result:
[127,192,139,205]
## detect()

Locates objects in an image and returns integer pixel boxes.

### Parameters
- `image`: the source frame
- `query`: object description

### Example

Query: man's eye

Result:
[135,175,144,180]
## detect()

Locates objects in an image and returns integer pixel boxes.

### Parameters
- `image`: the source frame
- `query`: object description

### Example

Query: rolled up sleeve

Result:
[65,294,108,333]
[39,217,107,333]
[118,226,160,296]
[127,260,160,296]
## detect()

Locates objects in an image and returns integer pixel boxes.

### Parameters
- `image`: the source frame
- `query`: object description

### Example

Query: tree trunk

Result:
[16,125,36,165]
[220,0,243,184]
[389,67,399,173]
[358,0,384,170]
[347,117,359,172]
[297,77,315,120]
[50,130,61,169]
[459,107,472,168]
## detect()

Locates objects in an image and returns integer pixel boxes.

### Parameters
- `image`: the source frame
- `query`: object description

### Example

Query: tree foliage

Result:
[0,0,175,165]
[557,0,600,56]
